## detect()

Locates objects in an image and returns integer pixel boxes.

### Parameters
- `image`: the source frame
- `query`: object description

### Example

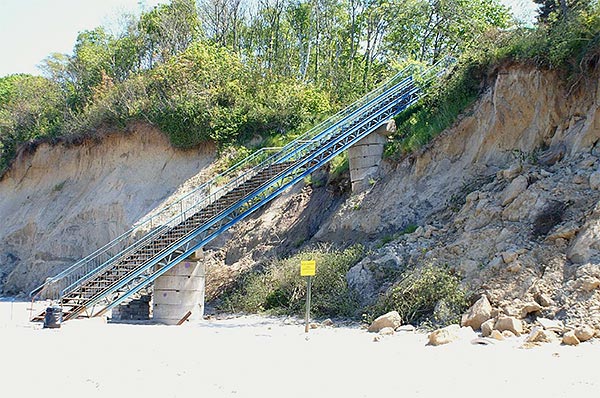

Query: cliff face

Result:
[2,64,600,330]
[317,65,600,241]
[0,123,216,294]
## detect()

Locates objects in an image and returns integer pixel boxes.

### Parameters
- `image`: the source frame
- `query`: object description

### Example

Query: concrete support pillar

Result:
[153,251,205,325]
[348,119,396,192]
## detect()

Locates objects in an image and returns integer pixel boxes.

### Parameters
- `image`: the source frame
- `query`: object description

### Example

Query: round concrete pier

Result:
[153,259,205,325]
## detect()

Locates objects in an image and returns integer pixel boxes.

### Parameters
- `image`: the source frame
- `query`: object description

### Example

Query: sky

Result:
[0,0,538,78]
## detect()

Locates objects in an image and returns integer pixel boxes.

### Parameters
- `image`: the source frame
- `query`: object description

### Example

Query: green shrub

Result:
[368,263,468,327]
[221,244,364,317]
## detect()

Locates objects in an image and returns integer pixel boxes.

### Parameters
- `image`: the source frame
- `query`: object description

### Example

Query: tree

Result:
[533,0,592,22]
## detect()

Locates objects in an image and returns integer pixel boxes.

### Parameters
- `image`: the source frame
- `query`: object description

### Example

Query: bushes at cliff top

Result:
[0,42,331,174]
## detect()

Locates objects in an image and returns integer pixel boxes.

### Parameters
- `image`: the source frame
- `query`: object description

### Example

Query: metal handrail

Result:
[29,58,450,302]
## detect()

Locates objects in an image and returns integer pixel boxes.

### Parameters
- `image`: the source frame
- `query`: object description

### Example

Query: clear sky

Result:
[0,0,538,78]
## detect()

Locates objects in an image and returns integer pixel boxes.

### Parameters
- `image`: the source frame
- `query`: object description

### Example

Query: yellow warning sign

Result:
[300,260,316,276]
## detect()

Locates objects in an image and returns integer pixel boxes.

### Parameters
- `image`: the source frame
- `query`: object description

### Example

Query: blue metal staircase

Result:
[30,60,449,321]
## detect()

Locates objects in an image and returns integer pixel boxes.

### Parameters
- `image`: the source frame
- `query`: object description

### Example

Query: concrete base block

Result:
[153,261,205,325]
[347,119,395,193]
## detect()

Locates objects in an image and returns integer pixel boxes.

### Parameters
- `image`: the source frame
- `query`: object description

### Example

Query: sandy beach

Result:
[1,299,599,398]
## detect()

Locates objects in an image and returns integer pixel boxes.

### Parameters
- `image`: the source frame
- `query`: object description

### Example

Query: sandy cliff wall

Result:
[317,65,600,242]
[0,123,215,294]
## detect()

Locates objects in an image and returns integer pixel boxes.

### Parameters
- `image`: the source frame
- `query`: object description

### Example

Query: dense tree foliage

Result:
[1,0,598,174]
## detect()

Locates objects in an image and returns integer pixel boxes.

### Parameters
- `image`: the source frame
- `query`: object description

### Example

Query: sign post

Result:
[300,260,316,333]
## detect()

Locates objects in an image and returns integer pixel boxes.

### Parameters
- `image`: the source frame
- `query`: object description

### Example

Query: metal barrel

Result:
[43,306,62,329]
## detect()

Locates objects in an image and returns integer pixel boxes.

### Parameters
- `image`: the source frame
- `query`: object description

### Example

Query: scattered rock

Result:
[520,302,543,318]
[481,318,495,337]
[321,319,334,327]
[537,318,564,333]
[500,175,529,206]
[546,223,579,241]
[368,311,402,333]
[574,325,595,342]
[379,327,395,336]
[501,251,518,264]
[490,330,505,340]
[590,171,600,190]
[396,324,415,332]
[495,316,523,336]
[534,293,552,308]
[538,143,566,166]
[579,276,600,292]
[502,164,523,180]
[526,326,557,343]
[428,325,460,346]
[506,262,522,273]
[562,331,580,346]
[461,295,492,330]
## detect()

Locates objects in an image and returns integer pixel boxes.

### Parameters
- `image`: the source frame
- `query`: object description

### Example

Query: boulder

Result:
[567,220,600,264]
[501,164,523,180]
[562,331,580,346]
[537,318,564,333]
[520,302,543,318]
[490,330,505,340]
[495,316,523,336]
[502,330,516,338]
[501,251,518,264]
[526,326,557,343]
[579,276,600,292]
[574,325,595,342]
[321,319,334,327]
[368,311,402,333]
[538,143,566,166]
[500,175,529,206]
[461,295,492,330]
[481,318,495,337]
[589,171,600,190]
[428,324,460,346]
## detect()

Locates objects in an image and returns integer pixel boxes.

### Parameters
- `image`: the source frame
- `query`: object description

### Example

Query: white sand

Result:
[1,299,599,398]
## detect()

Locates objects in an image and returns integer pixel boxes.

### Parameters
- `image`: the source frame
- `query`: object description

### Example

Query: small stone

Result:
[502,164,522,180]
[574,325,595,342]
[501,251,518,264]
[495,316,523,336]
[526,326,557,343]
[428,325,460,346]
[487,257,504,269]
[379,327,395,336]
[310,323,319,329]
[396,324,416,332]
[500,175,528,206]
[534,293,552,308]
[368,311,402,333]
[506,261,522,273]
[461,295,493,330]
[590,171,600,190]
[580,276,600,292]
[520,302,543,318]
[490,330,505,340]
[321,319,334,327]
[573,173,587,184]
[502,330,516,338]
[481,318,495,337]
[373,335,382,342]
[538,144,566,166]
[562,331,580,346]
